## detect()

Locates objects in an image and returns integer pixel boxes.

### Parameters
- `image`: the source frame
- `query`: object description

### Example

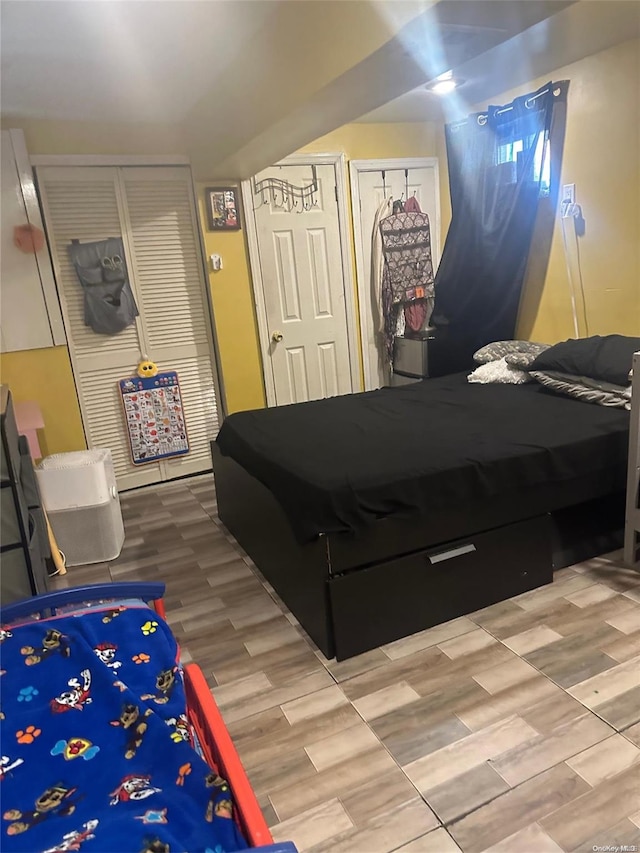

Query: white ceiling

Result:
[0,0,574,129]
[355,0,640,122]
[4,0,628,180]
[0,0,280,122]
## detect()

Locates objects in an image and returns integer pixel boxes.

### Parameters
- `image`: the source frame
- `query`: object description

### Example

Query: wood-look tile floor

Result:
[54,475,640,852]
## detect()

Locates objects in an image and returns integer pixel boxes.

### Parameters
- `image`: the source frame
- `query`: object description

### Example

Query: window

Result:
[497,134,550,194]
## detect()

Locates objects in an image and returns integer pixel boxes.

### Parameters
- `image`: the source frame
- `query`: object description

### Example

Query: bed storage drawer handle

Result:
[427,543,476,564]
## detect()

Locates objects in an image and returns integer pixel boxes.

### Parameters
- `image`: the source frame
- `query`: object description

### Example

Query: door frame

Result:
[241,153,360,408]
[349,157,441,391]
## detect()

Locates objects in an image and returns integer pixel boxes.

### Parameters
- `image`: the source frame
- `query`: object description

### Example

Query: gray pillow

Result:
[530,370,631,409]
[473,340,550,365]
[505,351,544,370]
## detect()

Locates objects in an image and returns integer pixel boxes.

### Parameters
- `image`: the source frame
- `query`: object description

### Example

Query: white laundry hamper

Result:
[36,449,124,566]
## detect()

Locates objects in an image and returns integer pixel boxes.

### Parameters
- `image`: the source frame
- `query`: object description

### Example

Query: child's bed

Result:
[0,583,297,853]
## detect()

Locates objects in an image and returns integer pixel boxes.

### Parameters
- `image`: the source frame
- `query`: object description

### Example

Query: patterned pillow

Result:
[576,374,631,398]
[505,351,544,370]
[530,371,631,409]
[468,357,533,384]
[473,340,550,365]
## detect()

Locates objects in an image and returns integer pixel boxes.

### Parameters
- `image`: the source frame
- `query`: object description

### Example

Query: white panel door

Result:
[253,164,353,406]
[356,164,439,390]
[37,165,219,490]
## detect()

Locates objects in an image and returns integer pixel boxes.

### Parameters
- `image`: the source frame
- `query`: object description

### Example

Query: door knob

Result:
[271,331,284,343]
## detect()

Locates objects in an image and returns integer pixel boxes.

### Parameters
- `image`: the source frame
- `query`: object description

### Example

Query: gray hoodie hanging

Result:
[68,237,139,335]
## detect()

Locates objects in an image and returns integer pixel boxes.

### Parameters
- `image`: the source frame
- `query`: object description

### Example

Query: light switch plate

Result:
[562,183,575,204]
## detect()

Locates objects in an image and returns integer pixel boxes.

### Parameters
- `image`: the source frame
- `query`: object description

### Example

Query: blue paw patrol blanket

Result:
[0,604,248,852]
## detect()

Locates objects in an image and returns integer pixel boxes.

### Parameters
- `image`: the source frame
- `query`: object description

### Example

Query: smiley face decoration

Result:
[137,359,159,379]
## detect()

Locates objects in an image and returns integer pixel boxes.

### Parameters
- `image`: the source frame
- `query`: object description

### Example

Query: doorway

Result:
[242,154,360,407]
[350,158,441,390]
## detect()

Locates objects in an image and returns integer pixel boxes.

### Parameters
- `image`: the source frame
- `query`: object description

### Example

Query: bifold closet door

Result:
[121,168,218,482]
[37,165,219,490]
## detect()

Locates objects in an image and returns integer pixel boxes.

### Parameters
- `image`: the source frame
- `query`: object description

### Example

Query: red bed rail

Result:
[153,597,167,620]
[183,662,274,849]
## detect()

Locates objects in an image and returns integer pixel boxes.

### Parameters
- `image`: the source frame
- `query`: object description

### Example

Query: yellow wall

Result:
[2,117,187,157]
[0,346,85,455]
[196,185,266,413]
[489,39,640,342]
[300,123,436,160]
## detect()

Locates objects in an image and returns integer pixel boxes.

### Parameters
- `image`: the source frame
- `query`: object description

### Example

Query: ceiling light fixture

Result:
[427,70,464,96]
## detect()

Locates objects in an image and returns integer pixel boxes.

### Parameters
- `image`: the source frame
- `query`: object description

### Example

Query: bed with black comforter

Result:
[213,373,630,659]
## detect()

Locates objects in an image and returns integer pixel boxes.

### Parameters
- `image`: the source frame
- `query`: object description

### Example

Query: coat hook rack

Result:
[253,165,319,212]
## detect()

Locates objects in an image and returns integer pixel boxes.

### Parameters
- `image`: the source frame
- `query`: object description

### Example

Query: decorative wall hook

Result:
[253,166,319,212]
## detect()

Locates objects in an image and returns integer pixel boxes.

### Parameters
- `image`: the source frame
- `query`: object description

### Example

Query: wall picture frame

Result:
[205,186,242,231]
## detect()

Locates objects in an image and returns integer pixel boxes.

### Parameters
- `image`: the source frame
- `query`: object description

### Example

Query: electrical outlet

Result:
[562,183,575,204]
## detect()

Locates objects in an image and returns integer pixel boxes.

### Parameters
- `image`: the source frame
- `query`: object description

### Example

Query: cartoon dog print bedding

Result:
[0,605,247,852]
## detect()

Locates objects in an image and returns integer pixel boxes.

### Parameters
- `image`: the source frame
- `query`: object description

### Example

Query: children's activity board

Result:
[119,371,190,465]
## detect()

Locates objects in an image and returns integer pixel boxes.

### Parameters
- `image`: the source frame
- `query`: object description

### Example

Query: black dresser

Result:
[0,385,49,604]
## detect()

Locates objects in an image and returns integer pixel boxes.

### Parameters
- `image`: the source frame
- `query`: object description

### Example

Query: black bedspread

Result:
[216,374,629,542]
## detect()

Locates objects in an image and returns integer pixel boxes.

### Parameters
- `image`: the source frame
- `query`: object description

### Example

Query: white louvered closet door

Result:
[121,168,218,481]
[37,165,219,490]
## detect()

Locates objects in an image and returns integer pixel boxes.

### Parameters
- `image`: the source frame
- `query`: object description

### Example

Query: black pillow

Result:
[529,335,640,387]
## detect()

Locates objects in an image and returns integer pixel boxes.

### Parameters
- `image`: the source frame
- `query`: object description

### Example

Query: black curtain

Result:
[430,81,562,374]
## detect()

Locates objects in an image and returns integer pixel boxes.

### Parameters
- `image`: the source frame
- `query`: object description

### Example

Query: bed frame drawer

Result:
[328,515,552,660]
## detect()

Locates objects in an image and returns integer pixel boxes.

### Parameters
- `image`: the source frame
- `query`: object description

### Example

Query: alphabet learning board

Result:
[119,371,190,465]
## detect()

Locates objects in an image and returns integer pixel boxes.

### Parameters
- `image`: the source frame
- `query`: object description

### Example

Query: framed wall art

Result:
[205,186,242,231]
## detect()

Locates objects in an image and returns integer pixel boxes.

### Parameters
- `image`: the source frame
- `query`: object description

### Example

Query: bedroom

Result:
[1,1,640,851]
